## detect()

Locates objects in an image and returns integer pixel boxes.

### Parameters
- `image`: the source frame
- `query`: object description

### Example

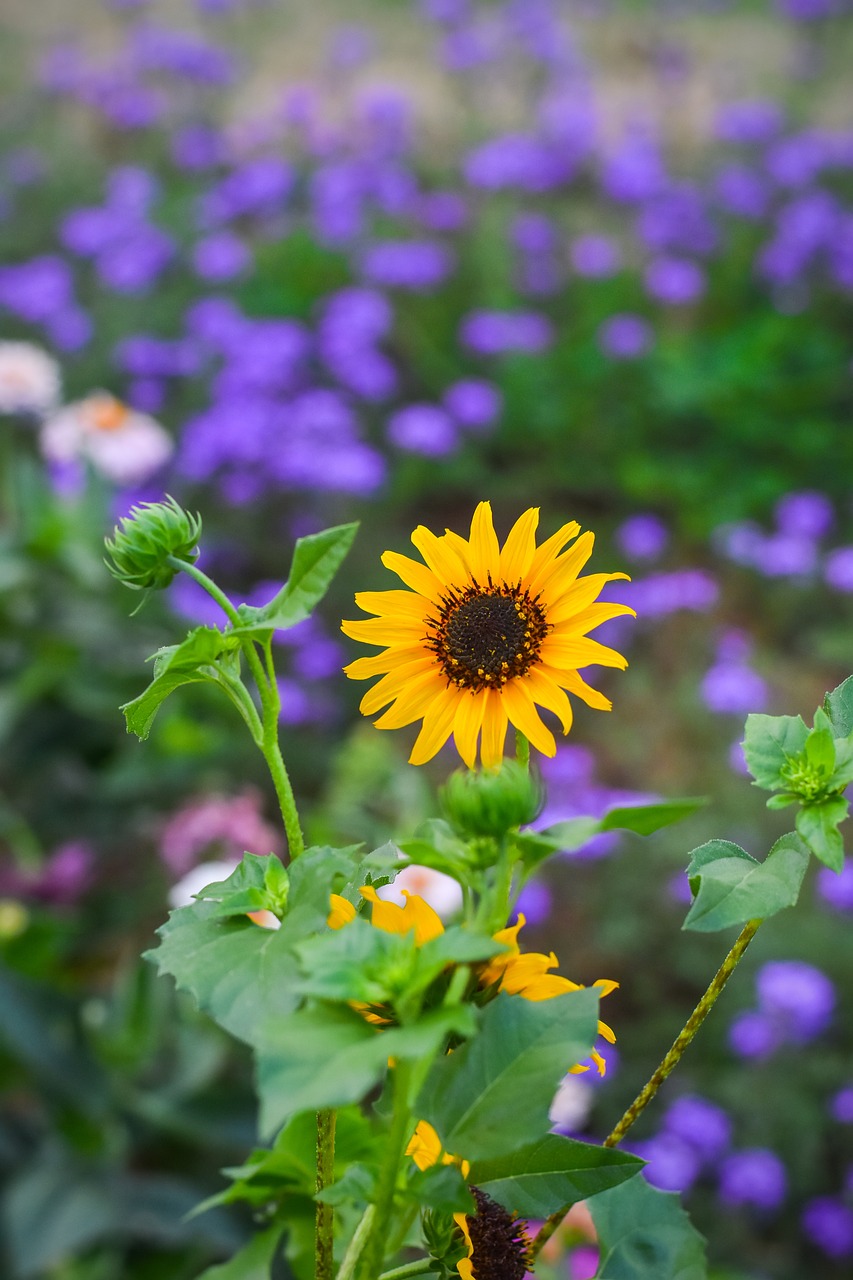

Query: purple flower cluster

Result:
[729,960,836,1059]
[701,630,769,716]
[715,489,836,580]
[59,166,175,295]
[0,255,91,351]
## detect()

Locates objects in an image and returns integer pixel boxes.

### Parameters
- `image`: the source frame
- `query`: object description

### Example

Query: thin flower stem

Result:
[357,1061,412,1280]
[336,1206,375,1280]
[377,1262,435,1279]
[531,917,763,1260]
[167,557,241,626]
[316,1109,337,1280]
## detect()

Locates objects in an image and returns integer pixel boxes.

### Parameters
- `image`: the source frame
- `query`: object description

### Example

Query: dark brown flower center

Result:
[427,580,549,693]
[465,1188,532,1280]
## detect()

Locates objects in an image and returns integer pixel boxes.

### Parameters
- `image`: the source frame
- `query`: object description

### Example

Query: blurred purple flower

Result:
[327,24,375,70]
[571,233,622,278]
[127,378,165,413]
[714,100,785,145]
[756,959,835,1041]
[442,378,502,430]
[597,314,654,360]
[718,1149,787,1210]
[460,310,554,355]
[0,841,94,907]
[765,131,827,187]
[802,1198,853,1260]
[192,231,251,281]
[621,570,718,616]
[776,0,842,18]
[387,404,457,456]
[362,240,454,291]
[417,190,468,232]
[0,254,75,323]
[130,23,237,85]
[199,157,293,226]
[601,136,667,203]
[309,161,365,244]
[644,256,706,305]
[701,662,768,715]
[96,226,176,293]
[511,213,557,254]
[728,1009,783,1059]
[171,123,227,171]
[535,745,655,859]
[48,309,93,352]
[663,1095,732,1164]
[630,1134,700,1193]
[464,133,572,192]
[637,184,718,256]
[816,861,853,912]
[775,489,833,538]
[714,163,771,219]
[115,335,200,379]
[825,547,853,592]
[751,533,818,577]
[515,879,552,926]
[831,1085,853,1123]
[184,296,247,349]
[615,514,669,562]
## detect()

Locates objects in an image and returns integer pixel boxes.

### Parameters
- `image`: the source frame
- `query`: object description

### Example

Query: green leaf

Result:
[417,990,599,1159]
[294,918,407,1005]
[314,1163,376,1206]
[598,798,707,836]
[234,523,358,634]
[194,853,289,920]
[683,834,809,932]
[824,676,853,737]
[396,819,477,878]
[122,626,238,740]
[145,901,302,1044]
[589,1177,707,1279]
[255,1003,392,1138]
[469,1134,641,1220]
[196,1225,284,1280]
[407,1163,475,1215]
[796,797,848,871]
[525,798,706,867]
[742,714,809,790]
[804,719,836,773]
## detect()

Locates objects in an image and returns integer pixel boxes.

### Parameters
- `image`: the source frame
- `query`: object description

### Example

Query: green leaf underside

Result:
[589,1178,707,1280]
[824,676,853,738]
[469,1134,642,1219]
[234,523,358,634]
[417,989,599,1160]
[683,833,809,931]
[122,625,238,739]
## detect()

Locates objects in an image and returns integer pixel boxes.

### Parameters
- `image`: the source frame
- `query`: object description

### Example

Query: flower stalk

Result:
[531,916,763,1259]
[316,1109,337,1280]
[357,1061,413,1280]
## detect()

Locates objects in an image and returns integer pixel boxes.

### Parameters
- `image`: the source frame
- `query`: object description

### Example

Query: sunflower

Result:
[341,502,633,769]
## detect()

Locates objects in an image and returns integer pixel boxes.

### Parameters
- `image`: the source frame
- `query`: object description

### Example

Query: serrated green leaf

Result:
[234,523,358,634]
[194,853,289,920]
[589,1177,707,1279]
[294,917,406,1005]
[796,797,848,871]
[683,833,809,932]
[742,714,809,790]
[417,990,599,1160]
[469,1134,641,1220]
[145,901,301,1044]
[824,676,853,737]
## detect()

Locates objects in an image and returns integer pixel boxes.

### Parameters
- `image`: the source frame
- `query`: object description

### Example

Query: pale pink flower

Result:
[0,341,61,415]
[378,862,463,920]
[160,787,284,876]
[40,391,173,484]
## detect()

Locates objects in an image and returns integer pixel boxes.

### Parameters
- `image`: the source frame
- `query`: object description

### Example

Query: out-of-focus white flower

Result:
[377,862,463,920]
[40,391,173,484]
[0,341,61,415]
[168,858,281,930]
[549,1073,594,1132]
[168,859,240,909]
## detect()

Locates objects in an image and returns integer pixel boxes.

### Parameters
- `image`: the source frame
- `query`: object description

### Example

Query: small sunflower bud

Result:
[105,496,201,592]
[441,759,542,838]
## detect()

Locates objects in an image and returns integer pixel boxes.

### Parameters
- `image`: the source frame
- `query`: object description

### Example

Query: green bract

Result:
[105,496,201,592]
[441,760,543,838]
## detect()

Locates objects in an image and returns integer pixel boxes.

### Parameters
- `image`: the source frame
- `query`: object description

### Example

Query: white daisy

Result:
[41,391,173,485]
[0,341,61,416]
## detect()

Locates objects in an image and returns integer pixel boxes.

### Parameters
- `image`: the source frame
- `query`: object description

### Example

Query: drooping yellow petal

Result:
[480,688,509,770]
[501,678,557,757]
[498,506,540,584]
[523,666,574,735]
[381,549,443,601]
[406,1120,442,1171]
[359,661,439,717]
[545,666,613,711]
[539,635,628,671]
[529,530,596,602]
[453,688,488,770]
[454,1213,474,1280]
[556,601,637,635]
[409,685,463,765]
[327,894,357,929]
[359,884,445,945]
[546,572,631,623]
[373,676,448,730]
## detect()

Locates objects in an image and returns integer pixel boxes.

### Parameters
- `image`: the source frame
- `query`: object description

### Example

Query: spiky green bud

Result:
[441,759,542,838]
[105,495,201,592]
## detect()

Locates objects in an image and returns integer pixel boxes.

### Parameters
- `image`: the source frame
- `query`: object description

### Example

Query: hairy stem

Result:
[532,917,763,1259]
[357,1062,412,1280]
[316,1109,337,1280]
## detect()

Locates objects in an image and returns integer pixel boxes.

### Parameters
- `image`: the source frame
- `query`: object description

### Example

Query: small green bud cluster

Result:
[423,1209,467,1278]
[441,759,542,838]
[105,496,201,592]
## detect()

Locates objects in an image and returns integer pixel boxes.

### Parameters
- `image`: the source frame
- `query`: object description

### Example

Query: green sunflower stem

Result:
[316,1109,337,1280]
[377,1262,435,1279]
[167,556,241,626]
[336,1206,375,1280]
[357,1061,413,1280]
[531,917,763,1260]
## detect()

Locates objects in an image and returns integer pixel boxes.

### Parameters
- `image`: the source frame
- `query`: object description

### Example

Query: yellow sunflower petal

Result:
[442,528,476,580]
[453,689,488,770]
[353,589,432,619]
[381,549,443,601]
[523,519,581,588]
[359,661,439,717]
[411,525,469,586]
[540,635,628,671]
[556,601,637,636]
[468,500,501,582]
[544,666,613,710]
[501,679,557,757]
[399,890,445,944]
[546,572,631,623]
[409,685,464,765]
[327,894,356,929]
[344,645,430,680]
[480,688,509,770]
[341,617,424,647]
[530,530,596,602]
[498,507,540,584]
[523,666,574,735]
[594,978,620,997]
[373,675,446,730]
[598,1019,617,1044]
[406,1120,442,1171]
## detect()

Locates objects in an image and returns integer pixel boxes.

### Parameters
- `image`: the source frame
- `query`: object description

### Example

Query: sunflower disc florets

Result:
[105,495,202,592]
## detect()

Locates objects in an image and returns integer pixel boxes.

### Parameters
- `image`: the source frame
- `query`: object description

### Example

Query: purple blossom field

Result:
[1,2,853,1277]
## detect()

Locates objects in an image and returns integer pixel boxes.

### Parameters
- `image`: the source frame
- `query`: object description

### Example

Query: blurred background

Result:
[1,1,852,1277]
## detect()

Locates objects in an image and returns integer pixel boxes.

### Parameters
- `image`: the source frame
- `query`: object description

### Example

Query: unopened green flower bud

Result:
[105,496,201,592]
[441,759,542,838]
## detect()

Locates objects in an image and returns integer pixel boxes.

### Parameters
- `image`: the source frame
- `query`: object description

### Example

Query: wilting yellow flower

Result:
[406,1122,530,1280]
[481,914,618,1076]
[327,885,444,944]
[341,502,633,769]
